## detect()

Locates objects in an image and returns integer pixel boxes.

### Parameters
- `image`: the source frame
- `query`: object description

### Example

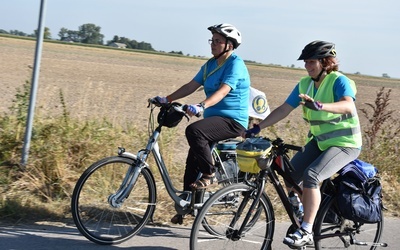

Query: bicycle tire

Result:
[314,195,384,250]
[190,183,275,250]
[71,156,156,245]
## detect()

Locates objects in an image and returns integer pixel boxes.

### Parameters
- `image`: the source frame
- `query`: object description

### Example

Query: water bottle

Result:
[288,191,304,219]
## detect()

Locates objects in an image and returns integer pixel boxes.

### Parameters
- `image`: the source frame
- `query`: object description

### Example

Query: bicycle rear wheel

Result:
[314,196,384,250]
[71,156,156,245]
[190,183,275,250]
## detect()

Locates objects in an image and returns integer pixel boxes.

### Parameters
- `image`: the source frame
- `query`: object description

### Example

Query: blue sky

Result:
[2,0,399,78]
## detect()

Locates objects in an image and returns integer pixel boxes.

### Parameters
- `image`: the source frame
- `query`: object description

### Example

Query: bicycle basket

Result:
[236,137,272,173]
[157,102,185,128]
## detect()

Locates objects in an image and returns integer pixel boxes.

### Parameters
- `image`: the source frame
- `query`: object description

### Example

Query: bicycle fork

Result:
[108,149,148,208]
[226,173,266,241]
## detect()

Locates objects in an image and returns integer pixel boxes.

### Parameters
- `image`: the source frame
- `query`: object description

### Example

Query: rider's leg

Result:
[183,116,244,189]
[301,187,321,226]
[284,141,361,247]
[172,117,244,224]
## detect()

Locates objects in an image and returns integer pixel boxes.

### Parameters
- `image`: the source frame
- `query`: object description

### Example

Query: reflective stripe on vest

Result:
[307,126,361,142]
[303,113,355,125]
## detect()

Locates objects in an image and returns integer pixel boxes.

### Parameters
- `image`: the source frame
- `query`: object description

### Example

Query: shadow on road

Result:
[0,222,190,250]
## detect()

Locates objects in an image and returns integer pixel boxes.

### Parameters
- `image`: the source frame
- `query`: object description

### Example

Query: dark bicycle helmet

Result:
[298,40,336,60]
[208,23,242,49]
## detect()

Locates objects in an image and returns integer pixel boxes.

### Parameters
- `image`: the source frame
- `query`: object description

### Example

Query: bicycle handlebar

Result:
[284,143,304,153]
[148,98,201,117]
[260,137,304,153]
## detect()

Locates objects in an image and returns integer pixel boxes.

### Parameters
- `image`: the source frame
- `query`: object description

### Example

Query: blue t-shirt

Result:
[193,53,250,128]
[285,75,356,108]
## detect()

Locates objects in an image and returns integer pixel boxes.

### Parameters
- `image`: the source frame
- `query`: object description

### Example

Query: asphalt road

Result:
[0,218,398,250]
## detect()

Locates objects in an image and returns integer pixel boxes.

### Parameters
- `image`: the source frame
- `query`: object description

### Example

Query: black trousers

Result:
[183,116,245,191]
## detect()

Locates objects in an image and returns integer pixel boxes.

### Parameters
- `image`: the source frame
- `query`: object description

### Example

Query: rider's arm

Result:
[257,84,299,130]
[313,96,356,114]
[200,83,231,108]
[299,76,356,114]
[258,102,294,129]
[166,80,201,102]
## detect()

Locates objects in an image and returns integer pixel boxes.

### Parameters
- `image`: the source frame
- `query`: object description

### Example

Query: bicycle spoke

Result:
[191,183,275,250]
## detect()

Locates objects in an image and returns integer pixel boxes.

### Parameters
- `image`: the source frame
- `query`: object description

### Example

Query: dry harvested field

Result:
[2,36,400,127]
[1,36,400,159]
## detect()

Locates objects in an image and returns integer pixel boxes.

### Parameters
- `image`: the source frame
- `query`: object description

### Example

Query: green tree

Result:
[34,27,51,39]
[58,27,69,40]
[9,30,27,36]
[67,30,80,42]
[137,41,154,50]
[78,23,104,45]
[111,35,120,43]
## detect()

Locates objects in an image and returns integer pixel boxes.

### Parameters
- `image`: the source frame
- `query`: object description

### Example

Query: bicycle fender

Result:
[119,152,150,168]
[119,152,137,159]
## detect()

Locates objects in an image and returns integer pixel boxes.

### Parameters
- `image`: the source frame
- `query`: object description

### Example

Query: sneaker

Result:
[283,227,313,248]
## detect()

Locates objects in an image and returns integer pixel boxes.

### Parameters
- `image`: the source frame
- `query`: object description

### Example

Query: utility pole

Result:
[21,0,47,167]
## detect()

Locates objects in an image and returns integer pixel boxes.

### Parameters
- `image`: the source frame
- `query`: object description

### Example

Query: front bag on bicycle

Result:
[157,102,185,128]
[334,162,383,224]
[236,137,272,173]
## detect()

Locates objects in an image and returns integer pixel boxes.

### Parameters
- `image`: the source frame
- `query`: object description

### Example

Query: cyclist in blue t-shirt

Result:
[153,23,250,224]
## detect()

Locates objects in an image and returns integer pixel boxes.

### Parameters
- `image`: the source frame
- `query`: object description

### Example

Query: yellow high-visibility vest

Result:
[298,71,362,151]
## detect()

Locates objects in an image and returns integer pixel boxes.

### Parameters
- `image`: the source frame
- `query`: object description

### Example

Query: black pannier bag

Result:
[334,162,382,224]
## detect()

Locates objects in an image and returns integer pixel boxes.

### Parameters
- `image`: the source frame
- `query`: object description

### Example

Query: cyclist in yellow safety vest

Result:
[244,40,362,248]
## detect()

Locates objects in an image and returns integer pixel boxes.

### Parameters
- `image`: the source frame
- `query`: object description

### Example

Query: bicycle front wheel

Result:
[71,156,156,245]
[314,196,384,250]
[190,183,275,250]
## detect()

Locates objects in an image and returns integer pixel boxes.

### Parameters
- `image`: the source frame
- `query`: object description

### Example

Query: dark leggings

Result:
[183,116,245,191]
[290,139,361,189]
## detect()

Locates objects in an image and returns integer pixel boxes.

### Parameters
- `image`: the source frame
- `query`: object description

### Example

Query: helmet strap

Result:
[214,38,231,59]
[311,69,325,82]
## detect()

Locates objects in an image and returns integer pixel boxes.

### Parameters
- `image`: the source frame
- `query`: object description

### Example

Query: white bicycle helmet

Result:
[208,23,242,49]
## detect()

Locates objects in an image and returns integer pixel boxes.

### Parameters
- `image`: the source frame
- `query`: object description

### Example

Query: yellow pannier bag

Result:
[236,137,272,173]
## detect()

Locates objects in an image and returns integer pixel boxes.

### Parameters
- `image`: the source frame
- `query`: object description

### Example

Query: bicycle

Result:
[71,99,241,245]
[190,137,386,250]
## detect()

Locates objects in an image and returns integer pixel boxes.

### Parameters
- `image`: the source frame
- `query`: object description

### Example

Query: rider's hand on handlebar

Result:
[244,124,261,138]
[186,104,204,117]
[154,96,169,105]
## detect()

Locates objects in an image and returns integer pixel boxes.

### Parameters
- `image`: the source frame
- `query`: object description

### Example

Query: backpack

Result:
[334,162,382,224]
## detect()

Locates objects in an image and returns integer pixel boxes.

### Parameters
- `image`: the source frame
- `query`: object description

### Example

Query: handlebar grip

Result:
[182,105,201,117]
[148,98,156,104]
[285,144,304,152]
